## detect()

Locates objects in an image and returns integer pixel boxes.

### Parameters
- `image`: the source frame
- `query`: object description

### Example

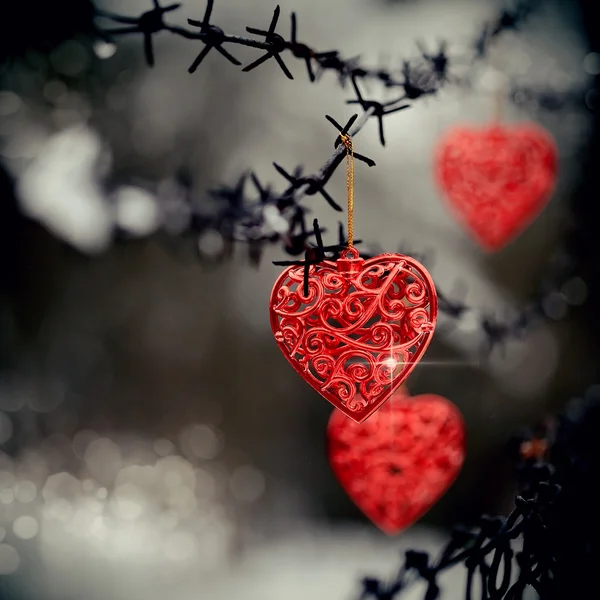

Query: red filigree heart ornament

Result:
[435,123,558,251]
[327,389,466,534]
[270,247,437,423]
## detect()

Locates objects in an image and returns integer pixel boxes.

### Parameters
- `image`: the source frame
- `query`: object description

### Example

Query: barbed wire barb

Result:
[93,0,588,359]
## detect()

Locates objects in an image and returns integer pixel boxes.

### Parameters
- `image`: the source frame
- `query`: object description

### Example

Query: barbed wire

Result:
[95,0,544,87]
[92,0,592,354]
[357,390,600,600]
[0,3,597,598]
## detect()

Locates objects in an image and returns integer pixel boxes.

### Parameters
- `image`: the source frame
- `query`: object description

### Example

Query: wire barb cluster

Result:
[95,0,587,351]
[358,392,600,599]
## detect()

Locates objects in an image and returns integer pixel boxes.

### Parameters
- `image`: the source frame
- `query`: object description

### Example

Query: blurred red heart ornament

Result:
[270,247,437,423]
[327,389,465,534]
[435,124,558,251]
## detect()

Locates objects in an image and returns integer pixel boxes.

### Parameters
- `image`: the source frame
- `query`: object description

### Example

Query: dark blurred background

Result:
[0,0,598,598]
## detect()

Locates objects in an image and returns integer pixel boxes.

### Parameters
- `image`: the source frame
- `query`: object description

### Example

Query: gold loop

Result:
[339,132,355,248]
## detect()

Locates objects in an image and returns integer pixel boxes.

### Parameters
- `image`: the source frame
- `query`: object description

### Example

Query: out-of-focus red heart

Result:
[435,124,558,251]
[327,388,465,534]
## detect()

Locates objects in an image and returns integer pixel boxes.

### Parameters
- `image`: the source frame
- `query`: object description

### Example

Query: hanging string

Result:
[340,132,355,248]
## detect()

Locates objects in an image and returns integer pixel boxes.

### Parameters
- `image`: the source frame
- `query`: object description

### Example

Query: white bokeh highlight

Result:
[16,125,114,253]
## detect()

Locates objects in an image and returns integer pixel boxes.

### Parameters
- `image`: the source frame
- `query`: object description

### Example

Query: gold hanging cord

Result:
[339,132,355,248]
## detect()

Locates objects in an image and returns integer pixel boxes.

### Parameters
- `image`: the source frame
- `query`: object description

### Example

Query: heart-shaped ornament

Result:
[270,247,437,423]
[435,123,558,251]
[327,389,466,534]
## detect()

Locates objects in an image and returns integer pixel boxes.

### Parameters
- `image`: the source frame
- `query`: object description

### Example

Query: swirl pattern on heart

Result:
[270,248,437,422]
[435,124,558,251]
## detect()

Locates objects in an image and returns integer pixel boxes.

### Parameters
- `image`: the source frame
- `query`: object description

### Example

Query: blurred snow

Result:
[21,521,464,600]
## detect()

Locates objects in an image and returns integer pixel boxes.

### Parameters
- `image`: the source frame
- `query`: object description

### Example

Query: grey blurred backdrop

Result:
[0,0,596,598]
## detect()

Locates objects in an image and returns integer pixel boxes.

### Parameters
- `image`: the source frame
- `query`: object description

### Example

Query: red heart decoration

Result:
[327,389,465,534]
[435,123,558,251]
[270,247,437,423]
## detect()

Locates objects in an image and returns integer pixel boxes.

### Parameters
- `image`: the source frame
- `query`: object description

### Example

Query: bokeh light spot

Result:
[13,515,39,540]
